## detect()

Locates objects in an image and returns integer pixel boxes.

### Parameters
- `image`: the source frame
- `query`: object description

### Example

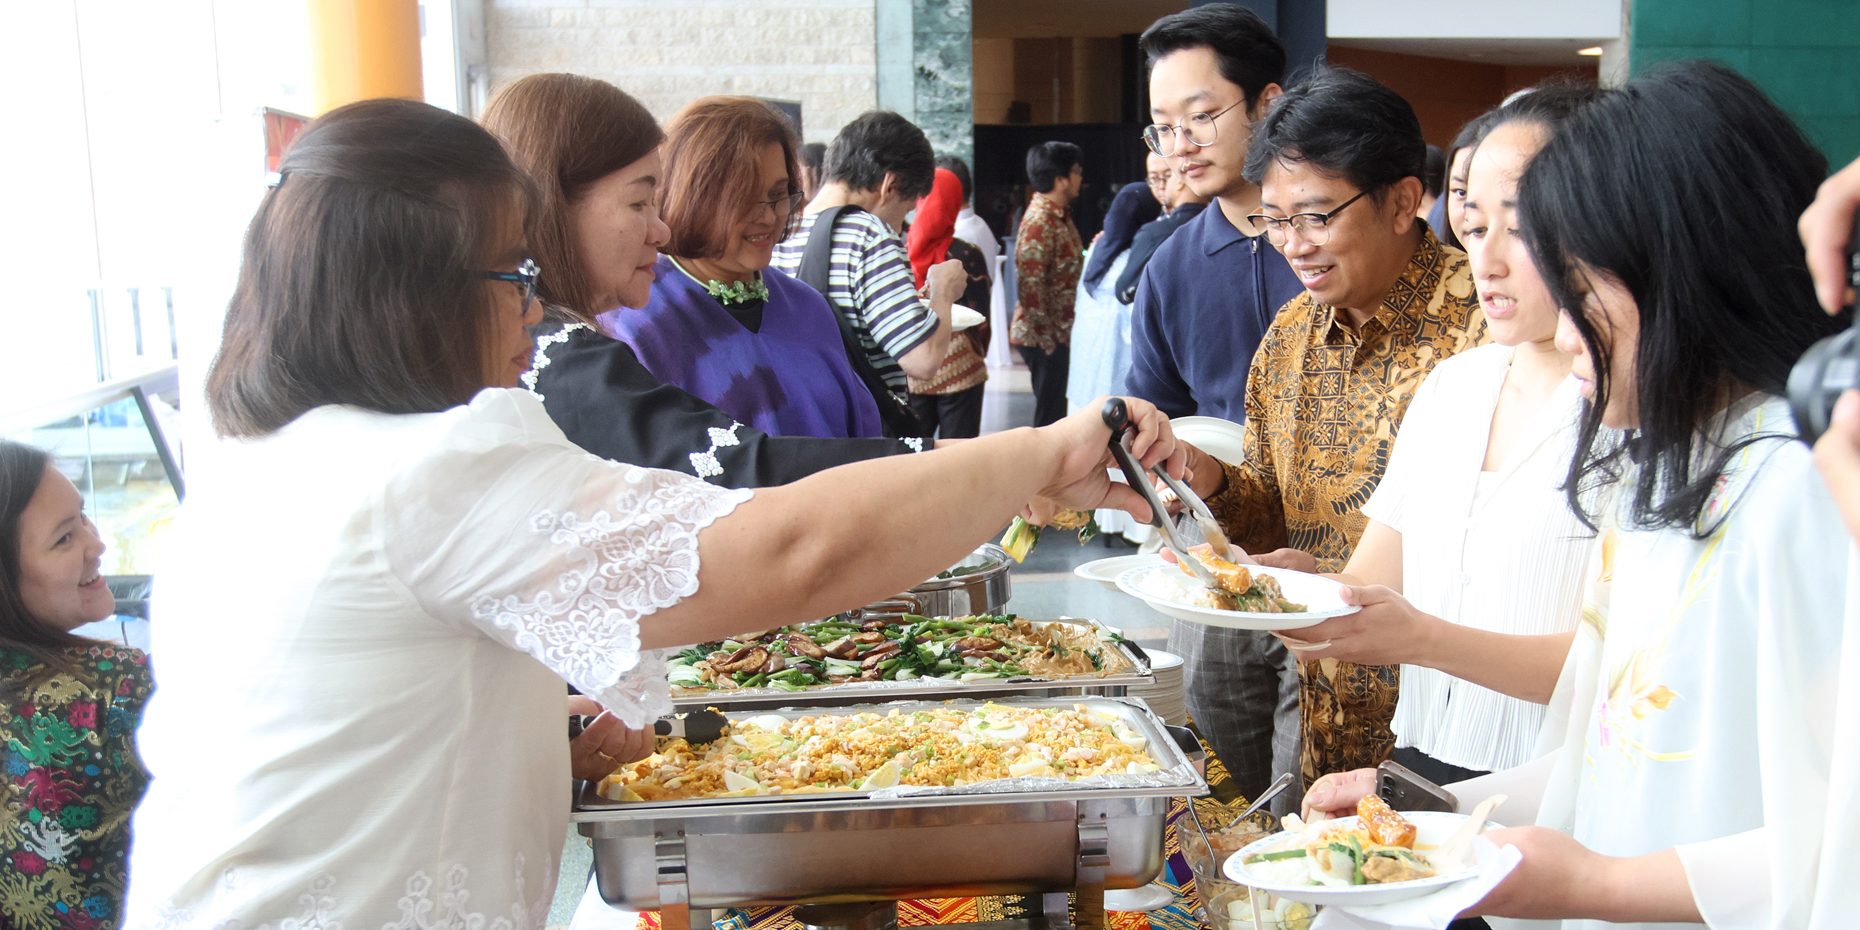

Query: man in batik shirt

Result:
[1012,141,1085,427]
[1182,68,1487,785]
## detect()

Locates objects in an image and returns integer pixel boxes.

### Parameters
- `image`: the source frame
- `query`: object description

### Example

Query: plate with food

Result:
[1223,798,1491,907]
[1114,546,1355,630]
[950,304,987,331]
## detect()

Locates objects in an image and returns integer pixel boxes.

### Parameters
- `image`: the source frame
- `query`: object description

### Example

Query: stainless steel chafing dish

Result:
[670,617,1154,711]
[574,696,1207,927]
[859,543,1013,619]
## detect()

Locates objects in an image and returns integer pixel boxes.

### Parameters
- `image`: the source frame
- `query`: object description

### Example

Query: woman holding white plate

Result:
[1305,62,1854,926]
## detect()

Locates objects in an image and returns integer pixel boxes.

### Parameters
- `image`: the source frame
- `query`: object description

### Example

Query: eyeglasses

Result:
[484,258,541,316]
[1146,172,1172,188]
[1142,99,1246,157]
[1246,189,1377,248]
[755,188,806,219]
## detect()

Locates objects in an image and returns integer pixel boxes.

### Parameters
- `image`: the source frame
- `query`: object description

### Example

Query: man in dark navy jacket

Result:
[1125,7,1302,425]
[1125,5,1305,816]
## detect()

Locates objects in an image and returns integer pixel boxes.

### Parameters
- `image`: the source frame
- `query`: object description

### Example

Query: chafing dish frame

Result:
[573,697,1207,927]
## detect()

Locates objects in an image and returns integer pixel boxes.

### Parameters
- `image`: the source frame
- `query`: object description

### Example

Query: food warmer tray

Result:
[573,696,1207,925]
[670,618,1155,711]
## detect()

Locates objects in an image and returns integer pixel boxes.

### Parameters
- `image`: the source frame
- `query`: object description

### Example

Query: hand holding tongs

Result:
[1101,398,1229,592]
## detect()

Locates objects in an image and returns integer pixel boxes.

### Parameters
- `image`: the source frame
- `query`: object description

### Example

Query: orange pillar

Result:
[307,0,424,115]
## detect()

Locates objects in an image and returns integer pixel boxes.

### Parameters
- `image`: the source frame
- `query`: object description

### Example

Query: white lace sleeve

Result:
[385,390,753,726]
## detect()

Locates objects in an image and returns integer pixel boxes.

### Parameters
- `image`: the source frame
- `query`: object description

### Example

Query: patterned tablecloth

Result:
[620,725,1260,930]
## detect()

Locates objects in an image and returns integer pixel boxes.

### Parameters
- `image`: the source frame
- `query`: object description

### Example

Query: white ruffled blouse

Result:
[124,389,750,928]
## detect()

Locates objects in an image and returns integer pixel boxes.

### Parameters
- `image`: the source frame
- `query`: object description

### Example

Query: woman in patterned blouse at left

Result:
[0,440,151,930]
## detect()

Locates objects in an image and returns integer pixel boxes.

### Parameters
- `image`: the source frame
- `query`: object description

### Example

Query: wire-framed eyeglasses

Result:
[755,188,807,220]
[484,258,541,315]
[1246,189,1377,248]
[1142,99,1246,157]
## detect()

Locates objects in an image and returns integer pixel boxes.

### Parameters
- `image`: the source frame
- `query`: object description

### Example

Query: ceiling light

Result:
[1578,46,1604,57]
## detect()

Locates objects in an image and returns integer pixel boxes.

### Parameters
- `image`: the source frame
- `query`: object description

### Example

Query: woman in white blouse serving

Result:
[123,100,1181,928]
[1305,62,1853,926]
[1277,85,1605,787]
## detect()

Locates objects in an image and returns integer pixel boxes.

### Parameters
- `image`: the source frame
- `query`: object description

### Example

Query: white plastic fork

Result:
[1433,794,1508,873]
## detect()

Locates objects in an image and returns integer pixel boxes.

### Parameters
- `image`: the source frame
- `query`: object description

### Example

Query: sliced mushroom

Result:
[711,645,769,675]
[821,636,857,659]
[955,637,1004,652]
[862,619,890,632]
[760,652,787,675]
[860,641,903,668]
[784,633,827,659]
[851,631,887,645]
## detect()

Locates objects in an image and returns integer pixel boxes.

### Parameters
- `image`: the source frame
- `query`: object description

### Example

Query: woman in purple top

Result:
[600,97,882,439]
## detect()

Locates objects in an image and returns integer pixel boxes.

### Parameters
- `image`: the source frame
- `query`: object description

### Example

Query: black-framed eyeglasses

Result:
[1146,172,1172,188]
[1246,188,1377,248]
[1142,99,1246,157]
[484,258,541,315]
[755,188,806,219]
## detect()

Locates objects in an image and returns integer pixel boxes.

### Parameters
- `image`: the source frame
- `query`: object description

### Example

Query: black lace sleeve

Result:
[527,321,921,488]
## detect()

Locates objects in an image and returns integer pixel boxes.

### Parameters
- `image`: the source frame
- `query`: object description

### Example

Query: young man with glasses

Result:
[1124,4,1307,818]
[1181,67,1488,788]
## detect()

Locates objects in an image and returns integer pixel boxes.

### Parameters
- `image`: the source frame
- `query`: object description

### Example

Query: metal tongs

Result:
[1100,398,1230,593]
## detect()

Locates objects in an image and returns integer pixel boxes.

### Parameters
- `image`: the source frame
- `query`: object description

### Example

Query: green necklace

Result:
[702,277,769,306]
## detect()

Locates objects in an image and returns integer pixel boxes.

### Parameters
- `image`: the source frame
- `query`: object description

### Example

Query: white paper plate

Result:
[1103,883,1176,912]
[1073,553,1164,591]
[950,304,986,331]
[1223,811,1491,907]
[1114,563,1356,630]
[1171,415,1246,466]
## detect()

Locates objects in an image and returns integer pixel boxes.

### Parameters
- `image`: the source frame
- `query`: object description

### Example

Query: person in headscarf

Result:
[1067,179,1164,537]
[904,167,992,437]
[1067,180,1161,415]
[1116,162,1210,304]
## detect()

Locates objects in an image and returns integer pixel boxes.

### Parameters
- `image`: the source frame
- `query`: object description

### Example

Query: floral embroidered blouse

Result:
[124,389,752,927]
[1,643,151,930]
[1011,193,1083,353]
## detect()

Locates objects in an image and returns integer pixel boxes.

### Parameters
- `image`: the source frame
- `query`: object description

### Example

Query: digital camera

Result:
[1789,212,1860,444]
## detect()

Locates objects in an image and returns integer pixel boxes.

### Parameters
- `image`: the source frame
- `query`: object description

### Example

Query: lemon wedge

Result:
[722,769,762,794]
[603,782,645,803]
[858,758,903,790]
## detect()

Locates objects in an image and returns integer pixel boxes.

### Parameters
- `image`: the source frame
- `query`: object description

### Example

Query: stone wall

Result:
[485,0,879,143]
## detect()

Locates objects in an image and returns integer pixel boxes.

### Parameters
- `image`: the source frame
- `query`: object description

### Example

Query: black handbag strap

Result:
[795,206,929,439]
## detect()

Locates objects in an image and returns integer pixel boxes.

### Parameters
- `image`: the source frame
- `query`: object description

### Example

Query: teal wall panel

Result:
[1632,0,1860,164]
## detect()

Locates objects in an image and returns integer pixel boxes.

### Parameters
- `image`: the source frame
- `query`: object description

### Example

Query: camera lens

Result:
[1790,328,1860,443]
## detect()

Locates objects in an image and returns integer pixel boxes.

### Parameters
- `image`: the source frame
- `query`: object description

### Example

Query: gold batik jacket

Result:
[1207,228,1487,782]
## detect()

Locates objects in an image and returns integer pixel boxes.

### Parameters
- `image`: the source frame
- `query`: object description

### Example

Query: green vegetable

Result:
[999,514,1101,562]
[1243,848,1309,864]
[1000,517,1040,562]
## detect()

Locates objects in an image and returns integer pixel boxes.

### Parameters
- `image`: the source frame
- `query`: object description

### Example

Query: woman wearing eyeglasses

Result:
[123,97,1182,926]
[598,97,883,439]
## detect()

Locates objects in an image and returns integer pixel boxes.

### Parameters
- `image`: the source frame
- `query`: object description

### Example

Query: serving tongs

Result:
[1100,398,1226,593]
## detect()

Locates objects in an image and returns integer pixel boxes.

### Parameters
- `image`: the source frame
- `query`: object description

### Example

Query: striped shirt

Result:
[772,210,940,395]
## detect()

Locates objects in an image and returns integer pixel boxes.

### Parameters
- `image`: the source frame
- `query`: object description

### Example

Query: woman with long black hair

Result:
[1303,61,1851,926]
